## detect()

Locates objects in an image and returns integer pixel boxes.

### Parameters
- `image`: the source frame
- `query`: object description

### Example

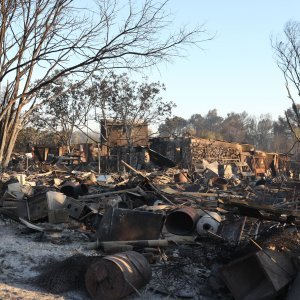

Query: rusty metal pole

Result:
[98,142,101,175]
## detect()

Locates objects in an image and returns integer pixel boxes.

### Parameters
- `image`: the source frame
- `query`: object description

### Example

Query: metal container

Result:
[85,251,152,300]
[165,206,200,235]
[97,207,164,241]
[60,182,88,199]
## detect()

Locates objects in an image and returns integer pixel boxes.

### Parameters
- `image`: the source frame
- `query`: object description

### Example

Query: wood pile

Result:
[190,140,240,164]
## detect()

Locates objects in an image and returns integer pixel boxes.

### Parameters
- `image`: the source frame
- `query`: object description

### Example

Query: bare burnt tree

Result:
[29,72,99,149]
[273,21,300,143]
[0,0,210,167]
[88,72,175,163]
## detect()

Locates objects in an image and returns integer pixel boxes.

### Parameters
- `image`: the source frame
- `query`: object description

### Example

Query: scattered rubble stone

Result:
[0,141,300,299]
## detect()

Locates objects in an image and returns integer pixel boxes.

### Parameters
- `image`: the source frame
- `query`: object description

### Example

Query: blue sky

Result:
[142,0,300,120]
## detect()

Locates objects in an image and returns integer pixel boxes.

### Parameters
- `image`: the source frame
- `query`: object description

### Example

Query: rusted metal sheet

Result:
[221,249,296,300]
[97,207,164,241]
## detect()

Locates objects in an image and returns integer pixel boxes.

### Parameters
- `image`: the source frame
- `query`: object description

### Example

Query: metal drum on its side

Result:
[165,206,200,235]
[85,251,152,300]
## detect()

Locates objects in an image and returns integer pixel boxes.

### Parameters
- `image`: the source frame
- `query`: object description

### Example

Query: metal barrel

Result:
[60,182,88,198]
[85,251,152,300]
[165,206,200,235]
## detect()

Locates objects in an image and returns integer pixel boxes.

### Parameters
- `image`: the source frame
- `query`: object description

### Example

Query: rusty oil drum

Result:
[85,251,152,300]
[165,206,200,235]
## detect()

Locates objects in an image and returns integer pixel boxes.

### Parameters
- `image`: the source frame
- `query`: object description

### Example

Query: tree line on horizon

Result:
[158,108,300,156]
[15,105,300,160]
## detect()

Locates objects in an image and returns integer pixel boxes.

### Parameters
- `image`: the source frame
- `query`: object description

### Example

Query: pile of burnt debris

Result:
[0,153,300,300]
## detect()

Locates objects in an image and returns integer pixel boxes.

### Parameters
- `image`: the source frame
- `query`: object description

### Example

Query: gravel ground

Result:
[0,218,97,300]
[0,218,175,300]
[0,217,234,300]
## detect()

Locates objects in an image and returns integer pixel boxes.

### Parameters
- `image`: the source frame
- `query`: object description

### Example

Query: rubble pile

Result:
[0,152,299,300]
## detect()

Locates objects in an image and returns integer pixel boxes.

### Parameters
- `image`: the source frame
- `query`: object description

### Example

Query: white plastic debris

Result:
[97,174,113,183]
[46,191,66,210]
[196,212,221,235]
[15,174,26,185]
